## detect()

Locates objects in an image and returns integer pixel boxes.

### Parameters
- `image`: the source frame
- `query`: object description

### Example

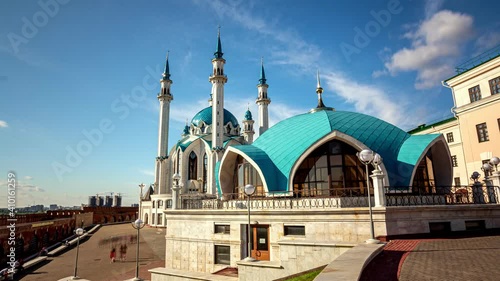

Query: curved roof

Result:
[191,106,239,127]
[228,110,441,191]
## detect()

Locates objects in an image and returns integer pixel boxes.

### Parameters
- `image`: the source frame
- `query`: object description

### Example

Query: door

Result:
[251,225,270,261]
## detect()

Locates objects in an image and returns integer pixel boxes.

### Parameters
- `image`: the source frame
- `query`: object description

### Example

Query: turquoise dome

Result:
[191,106,239,128]
[244,109,252,121]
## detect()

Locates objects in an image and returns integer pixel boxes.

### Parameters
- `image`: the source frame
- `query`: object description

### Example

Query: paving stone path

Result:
[20,224,165,281]
[361,236,500,281]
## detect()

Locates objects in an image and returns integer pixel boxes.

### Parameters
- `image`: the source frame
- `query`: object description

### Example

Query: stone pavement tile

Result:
[399,236,500,281]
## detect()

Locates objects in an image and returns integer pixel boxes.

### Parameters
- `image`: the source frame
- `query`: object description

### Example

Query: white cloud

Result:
[24,176,33,180]
[322,71,414,127]
[385,10,474,89]
[0,120,8,128]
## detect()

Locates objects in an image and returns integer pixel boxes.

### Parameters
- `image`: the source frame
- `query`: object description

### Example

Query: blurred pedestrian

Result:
[120,244,127,261]
[110,247,116,263]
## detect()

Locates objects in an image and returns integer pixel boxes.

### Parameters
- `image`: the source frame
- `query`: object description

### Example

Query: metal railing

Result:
[385,185,499,206]
[176,184,500,210]
[455,45,500,74]
[180,187,373,210]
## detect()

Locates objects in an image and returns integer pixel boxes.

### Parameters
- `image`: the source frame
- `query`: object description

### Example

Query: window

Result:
[454,177,461,186]
[203,154,208,193]
[489,76,500,95]
[166,199,172,209]
[451,155,458,167]
[476,123,489,142]
[284,225,305,236]
[214,245,230,265]
[468,85,481,102]
[188,151,197,180]
[214,224,230,234]
[446,132,454,143]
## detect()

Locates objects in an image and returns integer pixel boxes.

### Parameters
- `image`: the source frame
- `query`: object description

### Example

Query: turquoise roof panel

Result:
[229,145,282,191]
[233,110,416,191]
[191,106,239,127]
[398,134,441,166]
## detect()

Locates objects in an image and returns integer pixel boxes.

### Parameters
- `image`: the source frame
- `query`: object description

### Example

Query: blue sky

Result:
[1,0,499,208]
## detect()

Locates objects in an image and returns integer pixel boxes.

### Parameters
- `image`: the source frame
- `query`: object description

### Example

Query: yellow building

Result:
[443,50,500,180]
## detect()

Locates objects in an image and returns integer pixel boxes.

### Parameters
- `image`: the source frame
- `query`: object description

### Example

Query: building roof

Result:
[191,106,239,128]
[407,116,456,134]
[229,110,441,191]
[445,45,500,81]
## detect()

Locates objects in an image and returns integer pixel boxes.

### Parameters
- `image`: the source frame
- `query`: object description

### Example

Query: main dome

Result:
[191,106,239,127]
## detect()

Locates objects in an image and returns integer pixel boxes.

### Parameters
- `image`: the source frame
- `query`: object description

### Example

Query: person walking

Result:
[120,244,127,261]
[110,247,116,263]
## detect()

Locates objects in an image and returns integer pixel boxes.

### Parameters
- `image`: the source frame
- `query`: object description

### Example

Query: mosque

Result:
[140,31,500,281]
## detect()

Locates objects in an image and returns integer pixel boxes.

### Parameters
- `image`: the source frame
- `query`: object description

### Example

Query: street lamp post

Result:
[131,219,145,281]
[356,149,381,244]
[243,184,256,262]
[73,227,85,280]
[138,183,145,221]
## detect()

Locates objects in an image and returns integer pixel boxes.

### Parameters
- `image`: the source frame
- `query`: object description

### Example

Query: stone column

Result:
[172,185,181,210]
[370,169,386,207]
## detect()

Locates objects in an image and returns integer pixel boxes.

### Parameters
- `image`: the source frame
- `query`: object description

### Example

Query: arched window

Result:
[203,153,208,193]
[188,151,197,180]
[233,156,263,195]
[176,150,180,173]
[292,140,372,197]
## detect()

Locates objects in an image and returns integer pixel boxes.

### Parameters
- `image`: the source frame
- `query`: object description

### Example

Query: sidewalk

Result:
[360,235,500,281]
[21,224,166,281]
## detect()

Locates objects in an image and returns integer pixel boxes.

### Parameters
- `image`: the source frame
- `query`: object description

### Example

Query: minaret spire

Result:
[259,57,266,85]
[163,51,170,80]
[214,25,224,59]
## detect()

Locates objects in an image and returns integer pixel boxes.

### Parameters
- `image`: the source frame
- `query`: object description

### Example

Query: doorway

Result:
[251,225,270,260]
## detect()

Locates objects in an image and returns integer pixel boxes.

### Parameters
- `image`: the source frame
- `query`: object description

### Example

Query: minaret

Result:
[256,58,271,135]
[155,52,173,195]
[209,27,227,152]
[242,106,255,144]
